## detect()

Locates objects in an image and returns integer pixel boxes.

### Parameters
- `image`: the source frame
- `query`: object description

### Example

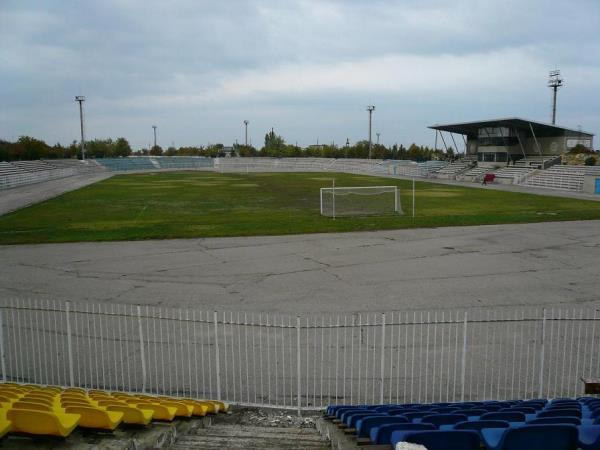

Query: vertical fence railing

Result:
[1,298,600,410]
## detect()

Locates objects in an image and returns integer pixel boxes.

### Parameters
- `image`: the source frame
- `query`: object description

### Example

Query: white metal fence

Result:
[1,299,598,411]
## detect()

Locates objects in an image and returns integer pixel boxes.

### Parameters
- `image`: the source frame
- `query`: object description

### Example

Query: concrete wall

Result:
[583,175,600,195]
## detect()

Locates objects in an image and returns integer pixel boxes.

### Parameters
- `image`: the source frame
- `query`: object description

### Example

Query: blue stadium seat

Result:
[501,407,537,414]
[345,411,386,428]
[527,416,581,425]
[452,408,487,418]
[453,419,510,433]
[370,422,435,445]
[403,411,432,421]
[355,415,408,438]
[481,424,578,450]
[578,425,600,450]
[400,430,480,450]
[421,413,468,429]
[537,409,581,419]
[480,411,527,424]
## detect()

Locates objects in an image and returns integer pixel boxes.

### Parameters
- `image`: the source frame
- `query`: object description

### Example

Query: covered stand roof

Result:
[428,117,594,138]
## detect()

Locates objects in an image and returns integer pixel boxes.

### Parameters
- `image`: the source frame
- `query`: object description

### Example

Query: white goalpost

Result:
[320,184,402,218]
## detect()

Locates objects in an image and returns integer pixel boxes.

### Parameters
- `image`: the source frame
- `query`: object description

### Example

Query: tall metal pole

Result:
[244,120,249,146]
[376,133,380,145]
[152,125,157,149]
[75,96,86,161]
[548,70,563,125]
[367,106,375,159]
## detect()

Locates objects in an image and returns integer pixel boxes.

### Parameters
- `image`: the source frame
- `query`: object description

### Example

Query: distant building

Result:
[429,118,594,168]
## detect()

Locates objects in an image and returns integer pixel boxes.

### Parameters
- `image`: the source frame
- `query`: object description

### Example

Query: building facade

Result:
[429,118,594,168]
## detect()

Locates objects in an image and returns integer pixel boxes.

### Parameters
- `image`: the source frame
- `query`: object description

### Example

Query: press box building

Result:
[429,118,594,168]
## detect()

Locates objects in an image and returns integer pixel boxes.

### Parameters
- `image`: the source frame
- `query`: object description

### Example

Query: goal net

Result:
[320,186,402,217]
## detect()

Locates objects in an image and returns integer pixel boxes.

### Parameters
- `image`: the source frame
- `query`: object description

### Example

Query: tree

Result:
[114,138,132,157]
[149,145,163,156]
[584,156,596,166]
[262,129,286,156]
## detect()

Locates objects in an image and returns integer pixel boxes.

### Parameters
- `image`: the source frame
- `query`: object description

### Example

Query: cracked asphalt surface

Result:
[1,220,599,312]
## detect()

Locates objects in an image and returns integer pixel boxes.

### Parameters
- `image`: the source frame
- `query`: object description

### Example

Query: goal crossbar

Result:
[320,185,402,217]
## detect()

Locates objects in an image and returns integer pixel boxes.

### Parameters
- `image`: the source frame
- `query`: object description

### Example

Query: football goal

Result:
[320,185,402,218]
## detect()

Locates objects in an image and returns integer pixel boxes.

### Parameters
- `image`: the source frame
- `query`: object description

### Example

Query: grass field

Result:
[1,171,600,244]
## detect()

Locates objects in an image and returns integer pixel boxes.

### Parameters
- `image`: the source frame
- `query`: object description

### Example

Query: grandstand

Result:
[434,159,473,179]
[0,159,105,190]
[521,165,600,192]
[322,397,600,449]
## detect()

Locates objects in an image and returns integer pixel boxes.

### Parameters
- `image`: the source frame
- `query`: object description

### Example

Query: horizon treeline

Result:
[0,130,456,162]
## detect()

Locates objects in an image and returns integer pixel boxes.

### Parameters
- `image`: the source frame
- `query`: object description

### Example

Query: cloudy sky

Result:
[1,0,599,150]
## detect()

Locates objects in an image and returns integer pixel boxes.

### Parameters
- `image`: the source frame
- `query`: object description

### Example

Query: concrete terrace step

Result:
[171,425,330,449]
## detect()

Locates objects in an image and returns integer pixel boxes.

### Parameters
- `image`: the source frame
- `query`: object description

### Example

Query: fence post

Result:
[0,308,6,382]
[213,311,221,401]
[379,313,386,405]
[296,316,301,417]
[538,308,546,398]
[137,305,147,393]
[64,301,75,387]
[460,312,468,402]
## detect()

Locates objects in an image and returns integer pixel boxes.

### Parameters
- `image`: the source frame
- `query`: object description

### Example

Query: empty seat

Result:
[355,415,408,438]
[105,405,153,425]
[480,411,526,423]
[346,412,386,429]
[0,418,10,438]
[453,408,487,417]
[402,430,480,450]
[371,422,436,445]
[537,409,581,419]
[127,402,176,421]
[421,413,468,429]
[7,408,80,437]
[453,419,510,432]
[481,424,578,450]
[64,405,123,430]
[578,425,600,450]
[528,416,581,425]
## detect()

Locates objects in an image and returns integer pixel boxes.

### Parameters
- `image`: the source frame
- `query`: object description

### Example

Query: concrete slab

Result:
[1,220,599,313]
[0,173,112,216]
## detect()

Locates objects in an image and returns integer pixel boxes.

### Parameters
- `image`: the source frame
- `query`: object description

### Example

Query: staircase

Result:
[168,407,330,449]
[170,424,330,449]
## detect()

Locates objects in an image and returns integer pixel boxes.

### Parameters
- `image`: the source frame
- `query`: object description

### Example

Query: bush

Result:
[584,156,596,166]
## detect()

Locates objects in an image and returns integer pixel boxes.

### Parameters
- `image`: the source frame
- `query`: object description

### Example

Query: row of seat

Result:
[325,397,600,449]
[0,383,227,439]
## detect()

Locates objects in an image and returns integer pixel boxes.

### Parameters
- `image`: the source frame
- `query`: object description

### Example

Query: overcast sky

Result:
[1,0,599,150]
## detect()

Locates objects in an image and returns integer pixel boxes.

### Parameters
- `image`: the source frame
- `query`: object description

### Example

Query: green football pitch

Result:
[1,171,599,244]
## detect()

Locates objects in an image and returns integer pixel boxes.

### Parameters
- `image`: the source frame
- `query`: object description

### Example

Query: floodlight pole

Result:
[548,70,563,125]
[75,96,86,161]
[244,120,249,146]
[367,106,375,159]
[152,125,157,149]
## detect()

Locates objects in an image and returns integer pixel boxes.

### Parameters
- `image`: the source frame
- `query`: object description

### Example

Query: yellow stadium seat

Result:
[128,402,176,421]
[105,405,153,425]
[0,418,10,438]
[61,400,95,409]
[13,401,54,412]
[63,387,86,393]
[156,400,193,417]
[96,399,128,407]
[64,406,123,431]
[7,409,80,437]
[21,396,54,406]
[185,399,215,415]
[0,395,15,404]
[43,386,62,392]
[208,400,228,412]
[0,390,24,399]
